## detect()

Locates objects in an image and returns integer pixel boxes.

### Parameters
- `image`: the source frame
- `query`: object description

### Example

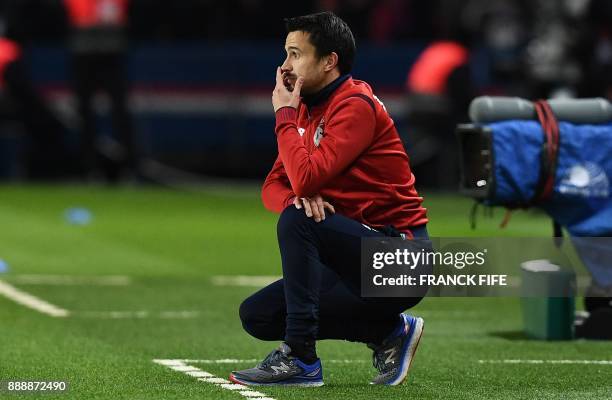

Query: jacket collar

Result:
[302,74,351,109]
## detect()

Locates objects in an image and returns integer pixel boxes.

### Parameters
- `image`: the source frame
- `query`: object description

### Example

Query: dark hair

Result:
[284,11,356,75]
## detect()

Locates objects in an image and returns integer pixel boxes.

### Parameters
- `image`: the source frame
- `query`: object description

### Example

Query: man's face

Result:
[281,31,327,95]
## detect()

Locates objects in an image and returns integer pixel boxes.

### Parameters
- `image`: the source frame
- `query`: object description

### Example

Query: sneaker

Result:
[369,314,424,385]
[229,343,323,387]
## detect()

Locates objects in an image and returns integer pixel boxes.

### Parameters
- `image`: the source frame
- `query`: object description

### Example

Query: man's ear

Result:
[323,52,339,72]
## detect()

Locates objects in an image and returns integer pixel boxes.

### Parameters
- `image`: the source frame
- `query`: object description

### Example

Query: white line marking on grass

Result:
[186,371,214,378]
[220,383,249,391]
[172,358,366,364]
[75,310,201,319]
[211,275,281,287]
[199,377,230,384]
[183,359,258,364]
[170,365,202,372]
[153,359,185,366]
[166,358,369,364]
[6,274,131,286]
[159,311,201,318]
[479,359,612,365]
[240,390,271,398]
[153,359,275,400]
[0,279,69,317]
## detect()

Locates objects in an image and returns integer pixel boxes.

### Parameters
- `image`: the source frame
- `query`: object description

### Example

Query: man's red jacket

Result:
[262,76,428,236]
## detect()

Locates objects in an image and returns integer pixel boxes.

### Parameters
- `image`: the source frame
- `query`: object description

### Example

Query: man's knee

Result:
[239,297,259,337]
[277,205,311,238]
[239,296,280,340]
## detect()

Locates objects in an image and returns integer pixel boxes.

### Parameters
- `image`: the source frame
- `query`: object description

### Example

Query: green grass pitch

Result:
[0,184,611,399]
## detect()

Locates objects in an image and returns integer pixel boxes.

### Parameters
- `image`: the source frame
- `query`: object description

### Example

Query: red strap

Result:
[502,100,559,229]
[533,100,560,202]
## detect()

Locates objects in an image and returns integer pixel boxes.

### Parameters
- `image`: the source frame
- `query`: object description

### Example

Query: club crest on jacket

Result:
[314,117,325,147]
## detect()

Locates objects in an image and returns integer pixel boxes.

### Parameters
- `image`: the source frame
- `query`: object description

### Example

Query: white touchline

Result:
[0,279,69,317]
[5,274,131,286]
[74,310,201,319]
[211,275,281,287]
[181,359,259,364]
[478,359,612,365]
[178,359,365,364]
[153,359,275,400]
[186,371,214,378]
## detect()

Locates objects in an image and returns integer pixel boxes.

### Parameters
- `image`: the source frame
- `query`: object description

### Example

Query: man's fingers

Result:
[302,198,313,217]
[275,66,283,87]
[315,196,325,221]
[299,195,333,222]
[310,199,322,222]
[323,202,335,214]
[292,77,304,98]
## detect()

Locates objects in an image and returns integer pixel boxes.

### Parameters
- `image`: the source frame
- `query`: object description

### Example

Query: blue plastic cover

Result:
[487,120,612,237]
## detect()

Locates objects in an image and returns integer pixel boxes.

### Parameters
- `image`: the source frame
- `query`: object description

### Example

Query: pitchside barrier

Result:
[457,96,612,340]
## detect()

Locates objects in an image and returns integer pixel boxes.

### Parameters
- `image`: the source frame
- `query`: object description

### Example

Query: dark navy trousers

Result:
[239,206,428,345]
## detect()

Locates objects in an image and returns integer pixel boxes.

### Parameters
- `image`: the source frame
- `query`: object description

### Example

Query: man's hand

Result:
[273,67,303,112]
[293,195,335,222]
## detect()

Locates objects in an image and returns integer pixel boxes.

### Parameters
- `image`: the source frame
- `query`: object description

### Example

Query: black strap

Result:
[346,93,377,115]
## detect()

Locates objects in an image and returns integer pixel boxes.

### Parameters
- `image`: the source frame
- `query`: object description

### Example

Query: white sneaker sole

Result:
[388,316,424,386]
[229,373,324,387]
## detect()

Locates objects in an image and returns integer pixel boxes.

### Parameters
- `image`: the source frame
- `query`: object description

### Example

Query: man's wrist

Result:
[275,106,297,123]
[286,195,297,208]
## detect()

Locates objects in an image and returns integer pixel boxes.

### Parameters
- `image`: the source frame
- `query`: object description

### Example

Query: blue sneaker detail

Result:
[370,313,424,385]
[229,343,324,387]
[295,359,323,379]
